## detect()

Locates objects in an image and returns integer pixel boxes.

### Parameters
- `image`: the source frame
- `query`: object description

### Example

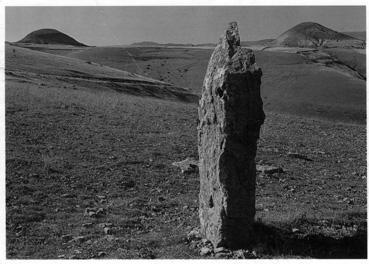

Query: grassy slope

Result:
[258,50,366,123]
[67,46,211,92]
[6,57,367,259]
[342,31,366,41]
[6,44,197,102]
[57,46,366,124]
[323,48,366,78]
[9,43,89,56]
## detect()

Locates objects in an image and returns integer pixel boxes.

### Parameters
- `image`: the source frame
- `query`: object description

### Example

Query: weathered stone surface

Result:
[198,22,265,249]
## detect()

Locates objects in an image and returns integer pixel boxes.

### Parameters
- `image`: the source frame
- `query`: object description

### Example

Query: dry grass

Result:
[323,48,366,78]
[6,72,366,258]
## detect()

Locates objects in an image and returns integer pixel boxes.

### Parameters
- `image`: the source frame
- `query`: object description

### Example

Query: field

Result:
[5,42,367,258]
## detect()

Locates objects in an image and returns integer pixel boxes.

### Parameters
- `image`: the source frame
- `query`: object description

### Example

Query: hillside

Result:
[45,45,366,124]
[275,22,365,48]
[343,31,366,41]
[5,44,197,102]
[16,28,87,46]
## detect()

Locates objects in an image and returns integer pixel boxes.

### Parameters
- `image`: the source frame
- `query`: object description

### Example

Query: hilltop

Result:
[274,22,365,48]
[16,28,88,47]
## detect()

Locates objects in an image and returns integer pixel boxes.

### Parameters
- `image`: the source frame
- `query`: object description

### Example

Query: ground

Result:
[5,43,367,259]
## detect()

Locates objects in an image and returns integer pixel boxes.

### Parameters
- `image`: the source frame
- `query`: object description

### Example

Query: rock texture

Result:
[198,22,265,249]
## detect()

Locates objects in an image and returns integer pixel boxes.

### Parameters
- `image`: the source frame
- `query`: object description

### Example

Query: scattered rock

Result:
[233,249,247,259]
[61,193,74,198]
[96,208,106,216]
[123,179,135,189]
[61,234,73,242]
[82,222,93,228]
[200,247,211,256]
[292,228,299,233]
[256,165,284,174]
[97,251,106,258]
[84,207,95,217]
[29,173,39,178]
[214,247,228,253]
[287,152,312,161]
[104,235,116,242]
[84,207,106,218]
[187,228,201,240]
[215,252,230,258]
[104,227,112,235]
[233,249,257,259]
[71,235,88,243]
[172,158,198,174]
[201,238,210,244]
[98,222,113,228]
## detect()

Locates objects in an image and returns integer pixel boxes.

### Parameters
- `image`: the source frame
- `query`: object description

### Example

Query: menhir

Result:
[198,21,265,249]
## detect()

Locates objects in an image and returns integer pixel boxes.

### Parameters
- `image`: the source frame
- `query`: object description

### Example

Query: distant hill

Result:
[274,22,365,48]
[17,28,87,46]
[342,31,366,41]
[131,41,161,46]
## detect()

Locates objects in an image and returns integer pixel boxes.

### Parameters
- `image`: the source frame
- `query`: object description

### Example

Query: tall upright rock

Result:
[198,22,265,249]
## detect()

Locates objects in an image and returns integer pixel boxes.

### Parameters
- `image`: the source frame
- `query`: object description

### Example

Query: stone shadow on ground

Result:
[252,221,367,258]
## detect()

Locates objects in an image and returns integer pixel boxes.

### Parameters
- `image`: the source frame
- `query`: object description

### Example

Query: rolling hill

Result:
[16,28,87,46]
[5,43,197,102]
[274,22,365,48]
[44,45,366,124]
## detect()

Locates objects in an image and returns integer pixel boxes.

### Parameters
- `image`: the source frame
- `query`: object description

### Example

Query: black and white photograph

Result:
[2,2,367,260]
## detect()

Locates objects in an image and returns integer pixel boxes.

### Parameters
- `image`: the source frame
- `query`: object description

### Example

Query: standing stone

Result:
[198,22,265,249]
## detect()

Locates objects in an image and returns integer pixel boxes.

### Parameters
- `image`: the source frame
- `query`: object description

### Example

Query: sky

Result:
[5,6,366,46]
